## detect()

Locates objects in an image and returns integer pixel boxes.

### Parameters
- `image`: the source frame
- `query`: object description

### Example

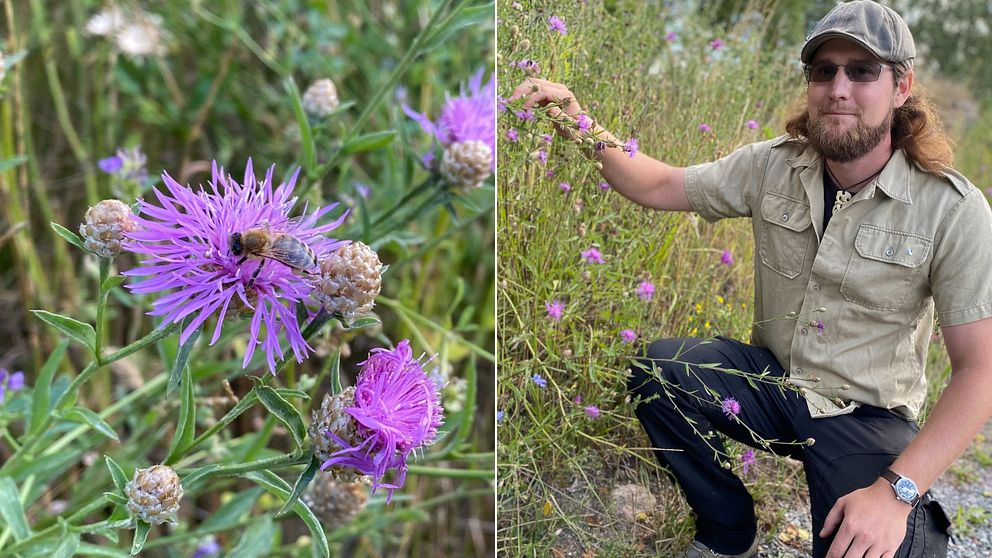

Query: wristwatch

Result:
[881,468,921,507]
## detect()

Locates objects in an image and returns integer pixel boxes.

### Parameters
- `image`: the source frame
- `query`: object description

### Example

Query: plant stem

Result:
[94,258,110,362]
[405,465,493,481]
[177,453,308,479]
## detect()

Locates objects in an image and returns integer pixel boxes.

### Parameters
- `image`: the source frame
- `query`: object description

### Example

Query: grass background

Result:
[496,0,992,555]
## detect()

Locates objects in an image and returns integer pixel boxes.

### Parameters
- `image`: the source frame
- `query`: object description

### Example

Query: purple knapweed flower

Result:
[698,123,712,133]
[710,38,724,50]
[319,340,444,502]
[98,155,124,174]
[621,329,637,343]
[546,169,555,178]
[548,15,567,35]
[546,299,564,321]
[542,134,554,144]
[741,449,756,475]
[624,137,639,159]
[665,31,677,42]
[581,247,604,264]
[532,373,547,388]
[747,119,759,130]
[0,368,25,404]
[576,113,592,134]
[815,320,825,336]
[599,182,610,191]
[721,396,741,419]
[191,537,220,558]
[559,182,571,192]
[497,96,508,113]
[515,109,535,121]
[402,68,496,171]
[123,160,348,374]
[720,249,734,265]
[496,410,504,422]
[584,405,601,419]
[537,150,548,165]
[574,394,582,404]
[353,181,372,199]
[636,280,655,302]
[506,128,519,142]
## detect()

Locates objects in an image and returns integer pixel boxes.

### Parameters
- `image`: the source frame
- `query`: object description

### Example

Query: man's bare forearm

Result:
[590,126,692,212]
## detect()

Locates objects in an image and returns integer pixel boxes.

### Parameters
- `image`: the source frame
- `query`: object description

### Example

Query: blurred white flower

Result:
[86,6,167,58]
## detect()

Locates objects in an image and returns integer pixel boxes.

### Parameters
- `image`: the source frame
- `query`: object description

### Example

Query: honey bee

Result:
[230,226,316,288]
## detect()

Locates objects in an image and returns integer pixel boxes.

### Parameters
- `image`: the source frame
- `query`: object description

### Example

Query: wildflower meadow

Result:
[0,1,494,556]
[497,0,992,555]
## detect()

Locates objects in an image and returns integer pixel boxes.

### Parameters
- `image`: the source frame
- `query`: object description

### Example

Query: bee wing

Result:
[267,235,316,270]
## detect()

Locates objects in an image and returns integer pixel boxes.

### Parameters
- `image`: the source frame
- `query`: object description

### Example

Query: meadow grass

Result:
[0,1,494,556]
[496,1,982,555]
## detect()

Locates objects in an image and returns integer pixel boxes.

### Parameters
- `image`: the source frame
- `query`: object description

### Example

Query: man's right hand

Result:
[507,78,585,139]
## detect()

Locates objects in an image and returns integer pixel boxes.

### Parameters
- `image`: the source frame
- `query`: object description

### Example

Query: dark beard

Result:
[807,109,891,162]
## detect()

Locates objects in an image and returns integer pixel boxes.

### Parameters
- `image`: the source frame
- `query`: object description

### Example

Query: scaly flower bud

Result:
[302,476,370,525]
[440,140,492,189]
[309,387,363,482]
[125,465,183,525]
[302,79,340,117]
[80,199,137,258]
[314,242,382,322]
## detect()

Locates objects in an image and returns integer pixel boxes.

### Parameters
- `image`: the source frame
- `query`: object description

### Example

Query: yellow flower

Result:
[694,303,703,313]
[690,327,698,336]
[716,295,725,305]
[704,321,711,329]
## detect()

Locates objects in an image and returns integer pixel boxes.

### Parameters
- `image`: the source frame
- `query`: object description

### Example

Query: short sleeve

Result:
[930,189,992,326]
[683,140,770,223]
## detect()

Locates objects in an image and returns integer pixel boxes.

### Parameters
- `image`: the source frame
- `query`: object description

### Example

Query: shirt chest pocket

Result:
[841,225,932,311]
[759,193,812,279]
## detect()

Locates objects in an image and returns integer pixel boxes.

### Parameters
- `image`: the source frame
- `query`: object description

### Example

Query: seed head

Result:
[309,387,364,482]
[125,465,183,525]
[440,140,492,189]
[302,476,370,525]
[303,79,340,117]
[314,242,382,322]
[79,199,137,258]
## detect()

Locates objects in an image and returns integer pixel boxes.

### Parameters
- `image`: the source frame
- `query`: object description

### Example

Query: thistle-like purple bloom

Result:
[546,299,564,321]
[537,149,548,165]
[699,123,712,133]
[515,109,535,121]
[584,405,601,419]
[542,134,554,144]
[506,128,519,143]
[559,182,571,193]
[636,280,655,302]
[320,340,444,501]
[720,249,735,265]
[741,449,756,475]
[576,113,592,134]
[191,537,220,558]
[747,119,759,130]
[721,396,741,419]
[548,15,567,35]
[599,182,610,190]
[0,368,25,404]
[710,38,724,50]
[123,160,348,374]
[581,247,604,264]
[98,156,123,174]
[665,31,678,42]
[624,137,638,159]
[620,329,638,343]
[815,320,826,336]
[403,69,496,170]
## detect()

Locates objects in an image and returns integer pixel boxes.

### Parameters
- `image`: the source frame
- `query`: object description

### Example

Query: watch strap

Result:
[881,468,921,506]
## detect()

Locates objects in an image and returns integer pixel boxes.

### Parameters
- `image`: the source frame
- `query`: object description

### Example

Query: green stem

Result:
[94,258,110,361]
[176,453,308,479]
[377,297,494,361]
[366,175,437,230]
[375,188,448,237]
[405,465,493,481]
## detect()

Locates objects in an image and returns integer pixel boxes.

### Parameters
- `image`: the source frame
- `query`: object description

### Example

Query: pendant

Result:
[833,190,852,215]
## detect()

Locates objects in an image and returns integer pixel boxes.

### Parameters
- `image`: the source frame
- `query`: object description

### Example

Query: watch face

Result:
[895,477,918,501]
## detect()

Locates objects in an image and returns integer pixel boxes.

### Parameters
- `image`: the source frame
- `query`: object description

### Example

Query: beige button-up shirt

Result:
[684,135,992,419]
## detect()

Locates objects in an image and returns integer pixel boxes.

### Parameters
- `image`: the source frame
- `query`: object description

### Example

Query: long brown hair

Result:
[784,86,955,176]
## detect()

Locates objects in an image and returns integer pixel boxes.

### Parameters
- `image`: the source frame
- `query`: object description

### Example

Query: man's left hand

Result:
[820,478,912,558]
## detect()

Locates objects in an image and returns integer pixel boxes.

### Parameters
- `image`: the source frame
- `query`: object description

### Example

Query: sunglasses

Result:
[803,61,892,83]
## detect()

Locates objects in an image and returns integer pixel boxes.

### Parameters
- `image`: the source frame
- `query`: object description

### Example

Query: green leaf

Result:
[165,364,195,464]
[31,340,68,434]
[52,532,80,558]
[284,77,316,172]
[101,275,126,292]
[242,471,329,558]
[199,487,262,532]
[422,2,494,53]
[328,347,342,395]
[103,492,128,506]
[50,222,88,252]
[64,407,120,441]
[342,316,381,330]
[130,521,149,556]
[180,464,220,491]
[105,455,129,492]
[227,514,275,558]
[31,310,96,353]
[0,476,30,540]
[342,130,396,154]
[0,154,28,173]
[78,543,130,557]
[277,455,320,517]
[255,386,307,449]
[167,321,200,398]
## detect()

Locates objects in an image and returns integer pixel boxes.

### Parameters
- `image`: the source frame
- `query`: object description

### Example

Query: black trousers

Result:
[627,336,949,557]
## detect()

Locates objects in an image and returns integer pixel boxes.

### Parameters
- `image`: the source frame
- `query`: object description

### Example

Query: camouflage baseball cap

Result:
[801,1,915,71]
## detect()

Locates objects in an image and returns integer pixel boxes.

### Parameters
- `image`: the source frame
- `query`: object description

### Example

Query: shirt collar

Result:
[784,143,913,205]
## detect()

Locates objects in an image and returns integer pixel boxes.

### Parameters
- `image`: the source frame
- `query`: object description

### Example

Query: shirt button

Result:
[781,213,790,222]
[885,247,895,256]
[812,284,821,292]
[800,328,808,336]
[795,367,803,375]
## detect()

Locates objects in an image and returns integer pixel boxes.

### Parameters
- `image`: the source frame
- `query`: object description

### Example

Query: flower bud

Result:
[302,475,370,524]
[79,199,137,258]
[302,78,340,117]
[440,140,493,190]
[308,388,363,482]
[519,39,531,50]
[125,465,183,525]
[314,242,382,322]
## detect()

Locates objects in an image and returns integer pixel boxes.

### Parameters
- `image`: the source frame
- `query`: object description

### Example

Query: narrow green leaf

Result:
[50,222,88,252]
[284,77,316,172]
[130,521,149,555]
[180,464,220,491]
[31,340,68,434]
[342,130,396,154]
[0,476,30,540]
[31,310,96,353]
[226,514,275,558]
[105,456,128,492]
[64,407,120,441]
[52,533,80,558]
[255,386,306,449]
[165,364,195,464]
[103,492,128,506]
[328,348,342,395]
[274,388,310,400]
[242,471,329,558]
[167,323,200,398]
[101,275,126,292]
[199,487,262,532]
[78,543,130,557]
[342,316,381,330]
[422,2,494,53]
[0,154,28,173]
[277,455,320,517]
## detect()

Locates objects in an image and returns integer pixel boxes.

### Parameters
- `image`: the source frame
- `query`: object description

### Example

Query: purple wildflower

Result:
[624,137,639,159]
[546,169,555,178]
[548,15,567,35]
[815,320,825,336]
[191,537,220,558]
[98,156,124,174]
[710,38,724,50]
[496,410,504,422]
[599,182,610,191]
[636,280,655,301]
[123,160,348,374]
[576,113,592,134]
[532,373,547,388]
[720,249,734,265]
[319,340,444,501]
[581,247,604,264]
[515,109,535,121]
[698,123,712,133]
[574,394,582,404]
[497,96,508,113]
[621,329,638,343]
[747,119,759,130]
[353,181,372,199]
[721,397,741,419]
[0,368,25,404]
[741,449,756,475]
[506,128,519,142]
[420,151,435,170]
[559,182,571,192]
[584,405,601,419]
[546,299,564,321]
[542,134,554,144]
[402,69,496,170]
[537,149,548,165]
[665,31,677,42]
